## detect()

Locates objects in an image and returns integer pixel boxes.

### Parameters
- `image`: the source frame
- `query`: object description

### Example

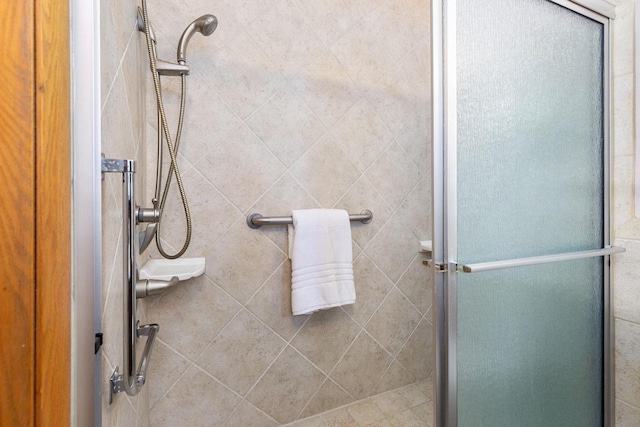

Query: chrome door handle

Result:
[456,246,625,273]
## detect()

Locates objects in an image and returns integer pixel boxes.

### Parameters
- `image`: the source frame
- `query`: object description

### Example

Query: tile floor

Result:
[285,378,433,427]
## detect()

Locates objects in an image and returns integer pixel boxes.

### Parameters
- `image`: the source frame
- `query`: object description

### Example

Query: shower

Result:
[138,0,217,259]
[177,14,218,63]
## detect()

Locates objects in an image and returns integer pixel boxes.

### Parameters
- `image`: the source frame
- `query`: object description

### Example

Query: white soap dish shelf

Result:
[139,257,206,281]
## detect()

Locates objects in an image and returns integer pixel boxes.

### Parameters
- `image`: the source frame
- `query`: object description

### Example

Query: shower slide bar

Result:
[101,157,159,402]
[456,246,626,273]
[246,209,373,229]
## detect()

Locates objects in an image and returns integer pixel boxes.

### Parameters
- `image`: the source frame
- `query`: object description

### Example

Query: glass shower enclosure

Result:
[432,0,622,425]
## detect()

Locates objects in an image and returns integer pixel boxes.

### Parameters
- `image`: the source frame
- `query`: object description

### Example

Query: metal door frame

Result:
[71,0,101,424]
[431,1,615,425]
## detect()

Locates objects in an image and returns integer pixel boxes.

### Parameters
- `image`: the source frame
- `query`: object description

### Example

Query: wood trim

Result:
[34,0,71,424]
[0,1,36,426]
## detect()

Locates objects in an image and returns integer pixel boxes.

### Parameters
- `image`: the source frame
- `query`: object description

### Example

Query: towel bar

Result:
[247,209,373,229]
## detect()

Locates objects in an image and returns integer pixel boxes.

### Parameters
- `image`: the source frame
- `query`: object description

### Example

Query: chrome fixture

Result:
[135,9,190,76]
[136,276,179,298]
[246,209,373,229]
[101,157,160,402]
[177,14,218,63]
[138,1,217,258]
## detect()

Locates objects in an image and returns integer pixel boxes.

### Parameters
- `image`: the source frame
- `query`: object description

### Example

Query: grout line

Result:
[616,397,640,412]
[293,377,330,421]
[614,316,640,327]
[239,342,290,403]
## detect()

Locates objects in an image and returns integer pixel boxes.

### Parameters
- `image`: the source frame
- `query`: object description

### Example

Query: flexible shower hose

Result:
[141,0,192,259]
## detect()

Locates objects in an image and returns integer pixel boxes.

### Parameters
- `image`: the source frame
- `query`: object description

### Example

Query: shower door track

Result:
[431,1,616,426]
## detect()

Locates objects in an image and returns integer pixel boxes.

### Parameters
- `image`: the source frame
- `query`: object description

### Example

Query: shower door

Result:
[432,0,621,426]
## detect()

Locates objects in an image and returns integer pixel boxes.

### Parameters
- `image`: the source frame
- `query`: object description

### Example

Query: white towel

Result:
[288,209,356,315]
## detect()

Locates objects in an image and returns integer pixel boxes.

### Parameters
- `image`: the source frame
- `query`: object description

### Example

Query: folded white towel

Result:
[288,209,356,315]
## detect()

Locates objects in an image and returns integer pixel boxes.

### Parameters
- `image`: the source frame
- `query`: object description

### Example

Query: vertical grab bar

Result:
[102,157,159,402]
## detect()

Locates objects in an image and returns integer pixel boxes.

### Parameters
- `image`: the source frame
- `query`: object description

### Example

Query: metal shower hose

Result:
[141,0,192,259]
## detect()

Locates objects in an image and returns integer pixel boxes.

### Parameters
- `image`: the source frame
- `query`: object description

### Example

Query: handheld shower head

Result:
[177,14,218,63]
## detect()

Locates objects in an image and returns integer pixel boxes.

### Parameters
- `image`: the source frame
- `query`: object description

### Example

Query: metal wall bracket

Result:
[109,367,124,405]
[423,260,448,273]
[101,156,135,175]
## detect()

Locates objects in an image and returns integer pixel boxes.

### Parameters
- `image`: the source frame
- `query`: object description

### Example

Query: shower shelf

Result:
[139,257,205,281]
[419,240,432,254]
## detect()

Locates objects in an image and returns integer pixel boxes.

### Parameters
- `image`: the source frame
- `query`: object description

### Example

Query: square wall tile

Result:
[290,51,361,127]
[397,318,433,381]
[205,220,286,304]
[155,168,241,258]
[152,275,241,360]
[365,288,422,356]
[365,215,419,283]
[373,361,415,394]
[247,346,326,424]
[293,0,369,46]
[616,399,640,427]
[332,99,395,172]
[330,12,392,90]
[247,88,327,167]
[199,31,287,119]
[224,401,278,427]
[153,71,242,165]
[614,239,640,324]
[246,262,310,341]
[335,177,395,249]
[613,1,635,77]
[366,143,422,211]
[151,366,240,427]
[397,255,432,315]
[299,379,354,419]
[291,308,361,373]
[331,332,393,400]
[197,309,285,396]
[291,134,361,207]
[615,319,640,408]
[148,340,191,409]
[343,255,394,325]
[248,0,328,77]
[198,125,285,212]
[250,173,321,252]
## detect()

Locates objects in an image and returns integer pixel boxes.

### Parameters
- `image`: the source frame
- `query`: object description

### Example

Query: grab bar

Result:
[456,246,626,273]
[246,209,373,229]
[102,157,160,402]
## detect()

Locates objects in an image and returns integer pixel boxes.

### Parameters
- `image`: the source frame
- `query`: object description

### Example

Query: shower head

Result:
[177,14,218,63]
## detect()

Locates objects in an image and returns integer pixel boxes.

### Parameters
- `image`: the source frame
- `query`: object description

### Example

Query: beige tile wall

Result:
[142,0,433,425]
[612,1,640,426]
[101,0,150,425]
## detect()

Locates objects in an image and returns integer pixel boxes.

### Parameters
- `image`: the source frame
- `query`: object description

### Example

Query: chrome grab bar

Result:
[102,157,160,402]
[456,246,626,273]
[135,323,159,387]
[246,209,373,229]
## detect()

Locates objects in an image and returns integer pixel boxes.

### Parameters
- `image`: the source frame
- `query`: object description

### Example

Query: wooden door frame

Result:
[0,0,72,424]
[34,0,72,424]
[0,0,96,424]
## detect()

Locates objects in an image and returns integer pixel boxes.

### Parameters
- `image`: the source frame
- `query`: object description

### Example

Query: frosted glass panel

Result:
[457,259,603,426]
[455,0,606,426]
[457,0,604,264]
